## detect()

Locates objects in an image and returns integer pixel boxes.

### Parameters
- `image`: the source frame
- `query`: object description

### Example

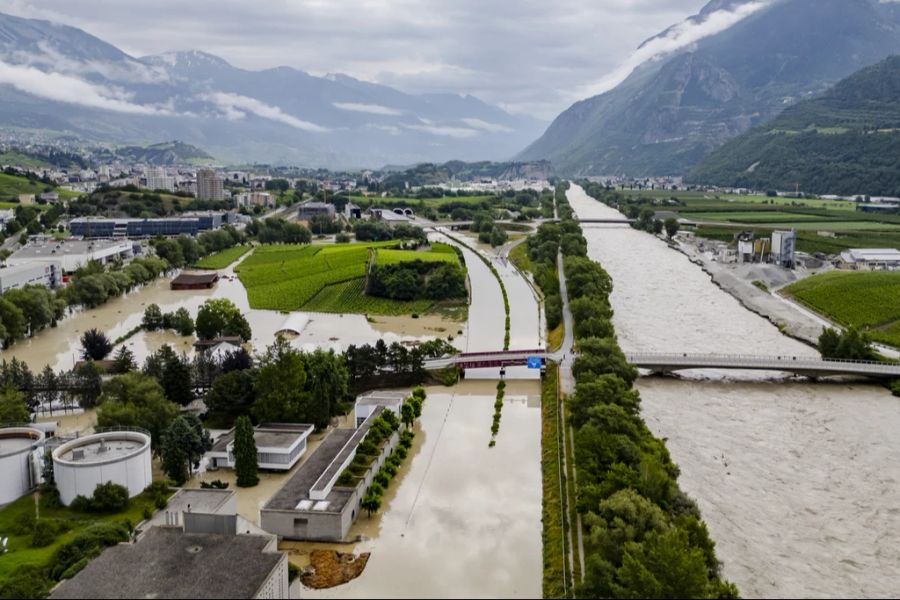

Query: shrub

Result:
[288,563,301,582]
[30,520,69,548]
[374,472,390,488]
[383,463,398,477]
[90,482,129,513]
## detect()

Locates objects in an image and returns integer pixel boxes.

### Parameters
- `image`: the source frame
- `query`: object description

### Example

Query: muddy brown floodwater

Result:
[2,257,466,373]
[567,184,900,598]
[303,380,542,599]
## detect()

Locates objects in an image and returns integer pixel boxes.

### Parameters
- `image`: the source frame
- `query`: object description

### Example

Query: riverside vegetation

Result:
[532,187,737,598]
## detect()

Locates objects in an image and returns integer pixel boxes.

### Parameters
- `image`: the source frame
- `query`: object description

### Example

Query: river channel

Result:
[567,184,900,598]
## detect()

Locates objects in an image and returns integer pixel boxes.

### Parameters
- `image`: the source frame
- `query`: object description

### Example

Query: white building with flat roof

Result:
[9,239,134,274]
[0,262,60,292]
[0,426,45,505]
[839,248,900,270]
[207,423,314,472]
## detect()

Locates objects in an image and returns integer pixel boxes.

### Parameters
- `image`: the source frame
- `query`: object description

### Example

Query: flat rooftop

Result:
[49,527,283,599]
[356,391,407,406]
[210,423,313,453]
[57,437,145,464]
[11,239,130,261]
[162,488,234,516]
[264,411,382,514]
[264,429,355,512]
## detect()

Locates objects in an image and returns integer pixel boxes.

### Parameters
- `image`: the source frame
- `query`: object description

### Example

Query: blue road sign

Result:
[527,356,542,369]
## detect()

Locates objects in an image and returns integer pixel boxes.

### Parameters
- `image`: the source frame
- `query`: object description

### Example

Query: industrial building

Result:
[52,429,152,506]
[297,200,336,221]
[0,425,45,505]
[839,248,900,270]
[771,230,797,269]
[70,213,224,238]
[9,239,134,275]
[207,423,314,472]
[0,262,60,293]
[735,229,796,268]
[49,521,289,599]
[197,168,225,202]
[260,393,406,542]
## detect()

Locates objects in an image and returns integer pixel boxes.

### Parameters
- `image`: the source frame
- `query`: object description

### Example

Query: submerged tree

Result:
[80,328,113,361]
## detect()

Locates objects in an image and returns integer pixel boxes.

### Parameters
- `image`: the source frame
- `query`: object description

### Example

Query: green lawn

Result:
[194,245,252,269]
[0,489,165,579]
[0,172,81,202]
[236,241,461,314]
[783,271,900,348]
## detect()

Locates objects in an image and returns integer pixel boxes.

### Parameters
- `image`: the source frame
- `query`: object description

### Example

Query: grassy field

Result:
[0,172,81,202]
[194,245,252,269]
[783,271,900,348]
[236,241,462,314]
[0,489,166,579]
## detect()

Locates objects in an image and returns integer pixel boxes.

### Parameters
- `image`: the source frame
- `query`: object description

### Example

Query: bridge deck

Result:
[626,352,900,378]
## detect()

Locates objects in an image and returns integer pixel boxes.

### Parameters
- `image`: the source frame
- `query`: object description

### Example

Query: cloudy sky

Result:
[1,0,728,119]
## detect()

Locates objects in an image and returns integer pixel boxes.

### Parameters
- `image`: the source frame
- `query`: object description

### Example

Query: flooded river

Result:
[567,184,900,598]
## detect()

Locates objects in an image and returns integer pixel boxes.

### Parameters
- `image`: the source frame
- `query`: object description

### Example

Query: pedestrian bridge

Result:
[626,353,900,379]
[425,349,547,370]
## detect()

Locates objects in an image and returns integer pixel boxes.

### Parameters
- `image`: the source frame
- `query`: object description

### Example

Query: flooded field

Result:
[3,258,466,373]
[568,184,900,598]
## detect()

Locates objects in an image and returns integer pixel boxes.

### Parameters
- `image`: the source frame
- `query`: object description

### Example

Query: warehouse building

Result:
[9,239,134,275]
[0,262,60,292]
[839,248,900,270]
[297,200,336,221]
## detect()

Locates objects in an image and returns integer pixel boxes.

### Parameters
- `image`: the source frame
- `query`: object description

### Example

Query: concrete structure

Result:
[39,191,60,203]
[369,208,410,223]
[145,166,176,193]
[345,202,362,219]
[839,248,900,270]
[207,423,314,471]
[626,352,900,379]
[70,215,223,238]
[197,168,225,202]
[9,239,133,275]
[17,193,34,205]
[49,526,289,599]
[771,229,797,269]
[236,191,276,209]
[354,391,405,427]
[298,200,336,221]
[148,488,237,529]
[52,429,152,506]
[0,426,45,505]
[0,262,60,292]
[260,408,397,541]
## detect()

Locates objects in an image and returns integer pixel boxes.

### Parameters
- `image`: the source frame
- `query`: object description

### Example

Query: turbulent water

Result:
[568,184,900,598]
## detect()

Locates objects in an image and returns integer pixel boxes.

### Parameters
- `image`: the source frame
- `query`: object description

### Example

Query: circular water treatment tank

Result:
[0,426,45,505]
[52,429,152,506]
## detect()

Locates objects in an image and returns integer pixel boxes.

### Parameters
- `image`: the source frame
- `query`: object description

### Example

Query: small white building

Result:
[0,426,45,505]
[839,248,900,270]
[207,340,242,363]
[354,391,406,427]
[207,423,313,471]
[274,313,310,338]
[52,429,153,506]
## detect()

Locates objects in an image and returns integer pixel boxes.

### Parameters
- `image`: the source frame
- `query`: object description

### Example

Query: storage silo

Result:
[0,426,45,505]
[52,428,152,506]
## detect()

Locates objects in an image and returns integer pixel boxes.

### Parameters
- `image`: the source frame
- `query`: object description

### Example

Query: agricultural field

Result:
[194,245,252,269]
[236,241,463,314]
[782,271,900,348]
[0,172,80,202]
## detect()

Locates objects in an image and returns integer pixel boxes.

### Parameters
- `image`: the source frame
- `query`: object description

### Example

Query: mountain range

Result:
[686,55,900,196]
[0,12,545,169]
[518,0,900,177]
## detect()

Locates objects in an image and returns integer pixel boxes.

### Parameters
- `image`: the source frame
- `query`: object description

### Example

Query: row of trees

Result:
[342,339,456,390]
[557,216,738,598]
[151,226,243,268]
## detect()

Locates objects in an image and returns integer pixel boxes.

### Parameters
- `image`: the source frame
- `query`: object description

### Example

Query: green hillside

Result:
[116,141,214,166]
[688,56,900,196]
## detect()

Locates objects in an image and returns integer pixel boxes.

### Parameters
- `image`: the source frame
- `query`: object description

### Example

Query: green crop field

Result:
[783,271,900,348]
[236,241,462,314]
[194,245,251,269]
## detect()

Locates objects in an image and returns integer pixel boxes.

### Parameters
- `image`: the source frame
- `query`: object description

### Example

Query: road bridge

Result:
[626,352,900,379]
[424,349,547,370]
